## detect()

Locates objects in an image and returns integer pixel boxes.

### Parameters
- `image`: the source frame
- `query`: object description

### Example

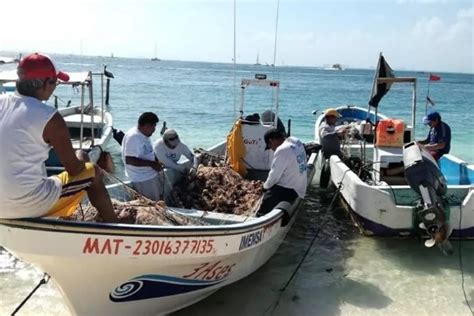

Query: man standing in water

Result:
[122,112,163,201]
[0,53,118,222]
[257,128,307,216]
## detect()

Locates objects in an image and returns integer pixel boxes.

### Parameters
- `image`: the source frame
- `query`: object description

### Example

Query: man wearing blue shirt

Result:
[419,111,451,160]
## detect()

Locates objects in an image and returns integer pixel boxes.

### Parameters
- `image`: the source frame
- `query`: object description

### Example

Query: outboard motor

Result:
[403,142,452,254]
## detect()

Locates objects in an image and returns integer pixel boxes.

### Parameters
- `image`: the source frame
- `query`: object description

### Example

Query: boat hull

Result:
[329,155,474,238]
[0,151,316,315]
[0,210,290,315]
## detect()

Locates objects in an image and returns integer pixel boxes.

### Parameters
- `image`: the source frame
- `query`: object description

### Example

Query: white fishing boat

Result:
[314,54,474,249]
[48,68,115,172]
[0,75,319,315]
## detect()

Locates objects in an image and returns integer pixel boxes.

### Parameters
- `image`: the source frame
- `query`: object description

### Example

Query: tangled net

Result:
[169,165,263,216]
[68,198,201,225]
[68,151,264,225]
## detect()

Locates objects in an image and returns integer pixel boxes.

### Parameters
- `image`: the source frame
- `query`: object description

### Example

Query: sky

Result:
[1,0,473,73]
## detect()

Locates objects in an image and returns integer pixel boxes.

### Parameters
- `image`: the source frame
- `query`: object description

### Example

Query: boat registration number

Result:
[82,237,215,256]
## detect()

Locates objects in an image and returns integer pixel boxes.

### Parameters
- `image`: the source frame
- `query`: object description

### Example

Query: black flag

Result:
[368,54,395,108]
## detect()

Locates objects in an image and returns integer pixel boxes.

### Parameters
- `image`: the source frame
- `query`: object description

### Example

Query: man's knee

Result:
[91,165,104,183]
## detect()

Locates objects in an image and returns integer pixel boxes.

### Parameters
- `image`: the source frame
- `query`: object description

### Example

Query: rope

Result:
[456,199,473,315]
[263,170,349,315]
[11,273,50,316]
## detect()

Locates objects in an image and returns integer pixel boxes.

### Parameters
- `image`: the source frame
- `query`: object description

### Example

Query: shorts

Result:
[46,162,95,217]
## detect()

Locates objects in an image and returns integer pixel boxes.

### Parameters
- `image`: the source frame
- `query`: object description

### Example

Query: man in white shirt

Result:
[319,108,348,159]
[154,129,194,197]
[154,129,194,174]
[122,112,163,201]
[257,128,307,216]
[0,53,118,222]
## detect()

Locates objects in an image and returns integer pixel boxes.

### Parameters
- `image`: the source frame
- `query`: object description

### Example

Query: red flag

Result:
[429,74,441,81]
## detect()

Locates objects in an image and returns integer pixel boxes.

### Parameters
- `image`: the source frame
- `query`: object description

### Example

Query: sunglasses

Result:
[167,137,178,141]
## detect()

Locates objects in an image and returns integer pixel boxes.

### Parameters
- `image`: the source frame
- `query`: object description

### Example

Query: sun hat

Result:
[423,111,441,125]
[18,53,69,82]
[324,108,341,118]
[163,129,180,146]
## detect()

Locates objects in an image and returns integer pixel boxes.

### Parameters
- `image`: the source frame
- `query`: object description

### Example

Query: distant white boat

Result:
[151,43,161,61]
[0,56,19,65]
[254,52,261,66]
[324,63,344,71]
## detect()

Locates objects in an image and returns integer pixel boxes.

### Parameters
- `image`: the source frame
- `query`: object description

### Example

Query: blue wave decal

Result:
[110,275,224,302]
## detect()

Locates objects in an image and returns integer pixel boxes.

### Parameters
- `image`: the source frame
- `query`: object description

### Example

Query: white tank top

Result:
[0,93,62,218]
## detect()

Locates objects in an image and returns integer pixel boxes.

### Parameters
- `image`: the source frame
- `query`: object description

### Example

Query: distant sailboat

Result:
[254,52,261,66]
[151,43,161,61]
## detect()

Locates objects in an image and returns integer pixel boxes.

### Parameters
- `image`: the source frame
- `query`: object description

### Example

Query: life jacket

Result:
[226,120,247,177]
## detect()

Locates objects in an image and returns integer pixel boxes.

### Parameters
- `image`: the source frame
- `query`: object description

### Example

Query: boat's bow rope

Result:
[11,273,50,315]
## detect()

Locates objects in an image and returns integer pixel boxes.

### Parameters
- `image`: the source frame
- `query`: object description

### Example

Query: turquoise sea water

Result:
[48,55,474,162]
[0,55,473,315]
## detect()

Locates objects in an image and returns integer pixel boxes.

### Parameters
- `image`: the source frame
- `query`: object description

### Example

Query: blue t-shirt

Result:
[425,121,451,155]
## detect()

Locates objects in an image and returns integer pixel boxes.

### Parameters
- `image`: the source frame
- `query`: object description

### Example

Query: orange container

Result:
[376,119,405,147]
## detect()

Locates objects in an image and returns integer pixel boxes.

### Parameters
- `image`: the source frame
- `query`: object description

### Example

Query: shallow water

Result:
[0,56,473,315]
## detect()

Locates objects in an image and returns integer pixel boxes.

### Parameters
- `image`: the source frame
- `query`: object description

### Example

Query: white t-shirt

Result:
[263,137,308,198]
[0,93,62,218]
[153,138,193,173]
[121,127,158,182]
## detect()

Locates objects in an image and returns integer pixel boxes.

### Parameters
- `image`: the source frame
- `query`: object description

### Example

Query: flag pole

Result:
[425,74,432,115]
[367,52,382,121]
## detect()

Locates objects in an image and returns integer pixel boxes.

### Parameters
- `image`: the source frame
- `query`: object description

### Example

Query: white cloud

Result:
[457,7,474,19]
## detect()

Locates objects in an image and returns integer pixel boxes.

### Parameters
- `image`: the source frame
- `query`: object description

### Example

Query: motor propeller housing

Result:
[403,142,452,254]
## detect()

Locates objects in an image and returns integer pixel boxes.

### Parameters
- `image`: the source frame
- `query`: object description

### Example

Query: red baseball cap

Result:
[18,53,69,82]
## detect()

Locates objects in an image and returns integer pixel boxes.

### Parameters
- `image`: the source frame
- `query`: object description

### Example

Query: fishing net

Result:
[67,150,264,225]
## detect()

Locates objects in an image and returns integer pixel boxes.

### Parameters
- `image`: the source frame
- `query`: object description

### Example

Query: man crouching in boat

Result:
[257,128,307,216]
[0,53,118,222]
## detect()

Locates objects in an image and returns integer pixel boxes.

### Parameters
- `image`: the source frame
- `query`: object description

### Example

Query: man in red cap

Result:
[0,53,118,222]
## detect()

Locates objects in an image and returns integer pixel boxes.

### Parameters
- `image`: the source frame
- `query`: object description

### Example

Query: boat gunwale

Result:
[0,208,288,237]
